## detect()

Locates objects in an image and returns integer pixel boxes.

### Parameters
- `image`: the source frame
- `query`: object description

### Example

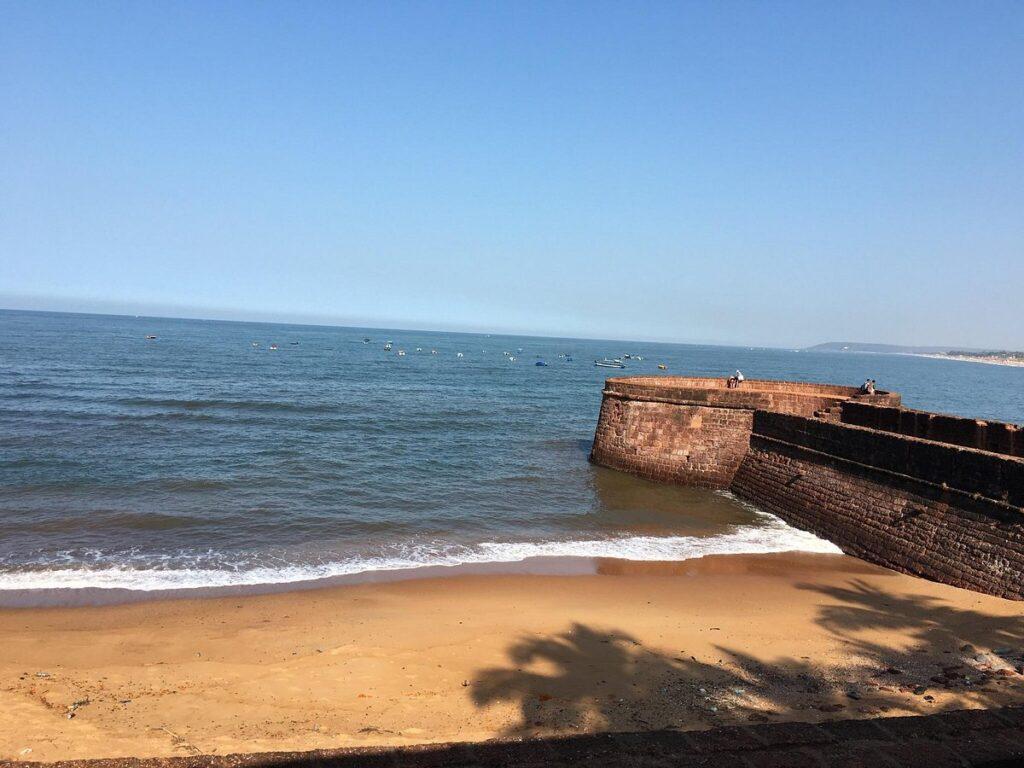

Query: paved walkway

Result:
[10,707,1024,768]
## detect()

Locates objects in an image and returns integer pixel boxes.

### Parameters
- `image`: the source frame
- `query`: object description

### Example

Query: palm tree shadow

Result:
[472,622,743,735]
[471,582,1024,735]
[797,579,1024,664]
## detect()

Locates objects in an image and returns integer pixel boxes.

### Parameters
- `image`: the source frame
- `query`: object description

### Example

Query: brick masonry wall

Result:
[731,412,1024,600]
[589,377,891,490]
[590,394,753,489]
[590,376,1024,600]
[747,412,1024,507]
[841,401,1023,458]
[603,376,900,418]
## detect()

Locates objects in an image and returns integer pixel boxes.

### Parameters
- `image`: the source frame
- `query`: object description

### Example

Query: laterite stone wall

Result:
[590,377,896,489]
[841,400,1024,458]
[590,375,1024,599]
[731,411,1024,600]
[590,396,753,488]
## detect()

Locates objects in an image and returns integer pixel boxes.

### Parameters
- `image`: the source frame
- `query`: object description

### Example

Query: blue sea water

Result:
[1,309,1021,600]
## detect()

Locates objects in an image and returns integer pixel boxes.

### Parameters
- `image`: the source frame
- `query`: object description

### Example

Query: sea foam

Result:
[0,513,840,592]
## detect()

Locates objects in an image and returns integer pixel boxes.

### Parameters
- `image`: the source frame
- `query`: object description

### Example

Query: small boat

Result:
[415,347,423,352]
[535,361,548,367]
[595,359,625,369]
[384,342,393,351]
[290,341,300,345]
[566,356,573,362]
[431,349,438,354]
[363,337,371,343]
[145,335,157,340]
[397,349,406,356]
[457,352,464,358]
[251,341,260,347]
[624,354,631,359]
[270,344,279,351]
[658,364,667,370]
[508,356,516,362]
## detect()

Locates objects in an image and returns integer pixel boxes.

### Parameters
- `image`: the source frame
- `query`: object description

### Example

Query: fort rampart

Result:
[590,376,1024,599]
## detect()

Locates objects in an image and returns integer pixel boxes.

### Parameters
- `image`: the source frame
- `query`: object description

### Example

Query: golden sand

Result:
[2,552,1023,761]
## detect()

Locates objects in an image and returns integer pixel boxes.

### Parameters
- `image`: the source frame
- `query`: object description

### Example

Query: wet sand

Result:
[2,552,1024,762]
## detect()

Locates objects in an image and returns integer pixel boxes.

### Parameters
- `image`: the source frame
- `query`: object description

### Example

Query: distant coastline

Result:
[806,341,1024,369]
[913,352,1024,368]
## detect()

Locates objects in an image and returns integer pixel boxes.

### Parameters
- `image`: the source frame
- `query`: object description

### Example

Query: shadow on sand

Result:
[471,579,1024,735]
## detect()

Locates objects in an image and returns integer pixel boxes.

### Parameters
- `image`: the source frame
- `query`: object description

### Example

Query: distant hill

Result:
[805,342,963,355]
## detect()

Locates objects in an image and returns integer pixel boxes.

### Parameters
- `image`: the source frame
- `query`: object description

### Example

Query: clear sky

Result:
[2,1,1022,348]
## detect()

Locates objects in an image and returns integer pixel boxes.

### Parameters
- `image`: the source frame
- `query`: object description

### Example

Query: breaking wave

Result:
[0,514,840,592]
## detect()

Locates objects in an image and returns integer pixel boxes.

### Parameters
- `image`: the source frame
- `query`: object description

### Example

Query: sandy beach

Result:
[913,353,1024,368]
[2,552,1024,762]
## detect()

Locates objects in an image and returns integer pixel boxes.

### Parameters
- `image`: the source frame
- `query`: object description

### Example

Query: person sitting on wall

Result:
[727,370,745,388]
[859,379,876,395]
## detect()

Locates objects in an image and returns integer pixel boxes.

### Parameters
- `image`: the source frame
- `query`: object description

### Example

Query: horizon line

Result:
[1,304,795,351]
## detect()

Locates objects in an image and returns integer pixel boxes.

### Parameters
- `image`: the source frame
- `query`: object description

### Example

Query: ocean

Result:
[1,309,1022,604]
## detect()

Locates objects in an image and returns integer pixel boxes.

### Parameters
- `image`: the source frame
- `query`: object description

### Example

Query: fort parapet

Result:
[590,376,1024,600]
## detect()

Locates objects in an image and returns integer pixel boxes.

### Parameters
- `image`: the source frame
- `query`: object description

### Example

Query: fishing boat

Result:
[397,349,406,356]
[269,344,279,351]
[145,335,157,340]
[535,360,548,366]
[595,359,626,369]
[384,342,393,351]
[658,364,667,370]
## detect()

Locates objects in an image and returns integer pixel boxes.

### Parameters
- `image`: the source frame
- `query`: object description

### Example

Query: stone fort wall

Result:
[590,376,1024,599]
[840,400,1024,458]
[590,377,898,488]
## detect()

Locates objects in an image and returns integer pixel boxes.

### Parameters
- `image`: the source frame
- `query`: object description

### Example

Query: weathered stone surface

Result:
[590,377,895,489]
[731,414,1024,600]
[590,397,754,488]
[589,376,1024,600]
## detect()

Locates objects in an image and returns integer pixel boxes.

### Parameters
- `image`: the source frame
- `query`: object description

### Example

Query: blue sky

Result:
[2,1,1022,347]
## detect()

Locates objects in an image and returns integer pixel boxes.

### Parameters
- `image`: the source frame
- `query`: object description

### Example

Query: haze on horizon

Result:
[2,2,1022,349]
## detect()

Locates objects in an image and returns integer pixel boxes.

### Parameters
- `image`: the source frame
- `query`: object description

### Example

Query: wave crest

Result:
[0,516,840,592]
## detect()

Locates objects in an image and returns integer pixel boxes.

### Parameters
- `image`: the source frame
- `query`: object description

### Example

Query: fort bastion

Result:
[590,376,1024,600]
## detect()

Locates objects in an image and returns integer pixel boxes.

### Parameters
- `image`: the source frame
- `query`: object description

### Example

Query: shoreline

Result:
[0,555,607,609]
[0,510,842,607]
[911,353,1024,368]
[3,551,1023,762]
